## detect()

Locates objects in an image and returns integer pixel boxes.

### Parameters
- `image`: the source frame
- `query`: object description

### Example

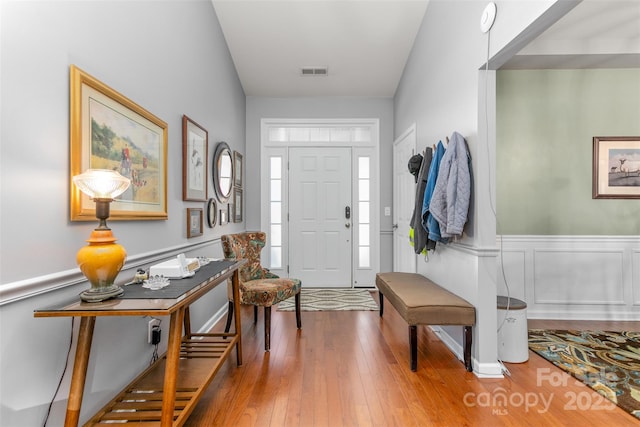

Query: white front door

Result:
[289,147,352,287]
[393,125,417,273]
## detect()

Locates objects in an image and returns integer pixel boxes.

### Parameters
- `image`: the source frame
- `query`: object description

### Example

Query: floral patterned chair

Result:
[221,231,301,351]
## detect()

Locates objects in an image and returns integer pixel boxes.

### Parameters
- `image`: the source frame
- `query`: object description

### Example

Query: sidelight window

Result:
[269,156,283,269]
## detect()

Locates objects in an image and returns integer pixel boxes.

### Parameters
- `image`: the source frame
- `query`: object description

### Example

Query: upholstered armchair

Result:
[221,231,301,351]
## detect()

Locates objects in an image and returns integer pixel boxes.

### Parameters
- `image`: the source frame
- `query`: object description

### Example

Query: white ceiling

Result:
[212,0,428,97]
[212,0,640,97]
[502,0,640,69]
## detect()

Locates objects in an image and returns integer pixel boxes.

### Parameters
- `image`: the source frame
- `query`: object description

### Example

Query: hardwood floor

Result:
[185,292,640,426]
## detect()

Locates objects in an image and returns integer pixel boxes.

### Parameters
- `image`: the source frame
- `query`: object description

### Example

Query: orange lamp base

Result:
[77,229,126,303]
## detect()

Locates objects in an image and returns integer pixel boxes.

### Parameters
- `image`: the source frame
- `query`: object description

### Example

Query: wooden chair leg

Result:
[254,305,258,324]
[264,306,271,351]
[409,325,418,372]
[379,292,384,317]
[295,293,302,329]
[464,325,473,372]
[224,300,234,333]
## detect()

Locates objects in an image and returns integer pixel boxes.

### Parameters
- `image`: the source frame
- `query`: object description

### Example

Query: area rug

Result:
[528,329,640,419]
[277,288,378,311]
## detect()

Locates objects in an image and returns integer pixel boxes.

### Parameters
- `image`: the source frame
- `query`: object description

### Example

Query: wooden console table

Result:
[34,259,245,427]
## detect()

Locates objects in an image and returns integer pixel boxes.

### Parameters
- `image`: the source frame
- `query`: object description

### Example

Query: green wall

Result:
[496,69,640,235]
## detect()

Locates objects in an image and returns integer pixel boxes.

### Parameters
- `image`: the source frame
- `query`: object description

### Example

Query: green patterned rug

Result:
[277,288,378,311]
[528,329,640,420]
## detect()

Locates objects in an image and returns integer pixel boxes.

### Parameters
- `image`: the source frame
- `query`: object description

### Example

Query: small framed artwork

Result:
[69,65,168,221]
[593,136,640,199]
[219,208,228,226]
[187,208,203,238]
[206,198,217,228]
[233,188,243,222]
[233,151,243,188]
[182,115,208,201]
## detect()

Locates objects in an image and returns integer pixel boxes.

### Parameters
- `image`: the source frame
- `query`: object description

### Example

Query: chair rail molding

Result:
[0,239,223,306]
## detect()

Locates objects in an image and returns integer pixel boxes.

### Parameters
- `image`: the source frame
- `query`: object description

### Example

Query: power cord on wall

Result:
[42,317,74,427]
[484,33,511,336]
[150,342,160,365]
[44,315,162,425]
[481,3,513,375]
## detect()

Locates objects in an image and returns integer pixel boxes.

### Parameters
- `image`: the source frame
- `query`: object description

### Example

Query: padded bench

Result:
[375,272,476,372]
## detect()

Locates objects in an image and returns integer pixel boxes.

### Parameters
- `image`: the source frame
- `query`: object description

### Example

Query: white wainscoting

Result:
[497,236,640,320]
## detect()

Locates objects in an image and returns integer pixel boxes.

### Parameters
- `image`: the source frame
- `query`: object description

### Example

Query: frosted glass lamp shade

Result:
[73,169,130,199]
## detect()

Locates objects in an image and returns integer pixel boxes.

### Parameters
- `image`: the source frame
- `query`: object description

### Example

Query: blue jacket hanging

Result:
[422,141,447,243]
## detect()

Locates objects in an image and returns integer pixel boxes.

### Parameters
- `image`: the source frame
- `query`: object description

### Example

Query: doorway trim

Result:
[392,123,417,273]
[260,118,380,287]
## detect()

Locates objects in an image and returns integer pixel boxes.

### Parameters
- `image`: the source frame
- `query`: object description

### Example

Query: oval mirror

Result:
[212,141,234,203]
[206,198,217,228]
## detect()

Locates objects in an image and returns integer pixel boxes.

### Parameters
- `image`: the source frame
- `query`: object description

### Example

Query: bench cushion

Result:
[376,272,475,326]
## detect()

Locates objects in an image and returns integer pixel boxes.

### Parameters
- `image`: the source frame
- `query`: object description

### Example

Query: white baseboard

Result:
[430,326,504,378]
[198,303,229,334]
[473,362,505,378]
[528,309,640,321]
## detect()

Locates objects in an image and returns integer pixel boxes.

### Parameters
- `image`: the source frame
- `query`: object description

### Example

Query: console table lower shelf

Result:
[86,331,237,426]
[34,259,245,427]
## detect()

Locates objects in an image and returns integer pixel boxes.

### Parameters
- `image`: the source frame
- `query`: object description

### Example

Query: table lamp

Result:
[73,169,131,302]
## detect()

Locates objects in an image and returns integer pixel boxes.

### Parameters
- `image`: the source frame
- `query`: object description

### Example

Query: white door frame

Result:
[260,118,380,287]
[393,124,418,273]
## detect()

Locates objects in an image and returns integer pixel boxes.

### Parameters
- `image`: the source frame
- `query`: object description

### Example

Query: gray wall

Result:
[393,0,567,374]
[1,0,614,423]
[245,96,395,272]
[0,1,245,425]
[497,69,640,235]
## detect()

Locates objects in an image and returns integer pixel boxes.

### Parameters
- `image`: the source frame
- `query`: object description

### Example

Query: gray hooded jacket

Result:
[429,131,471,238]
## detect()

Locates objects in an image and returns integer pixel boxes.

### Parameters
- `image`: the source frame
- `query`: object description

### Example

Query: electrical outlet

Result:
[147,319,160,344]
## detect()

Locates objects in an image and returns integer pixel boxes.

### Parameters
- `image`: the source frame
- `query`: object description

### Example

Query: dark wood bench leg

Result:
[379,291,384,317]
[464,325,472,372]
[409,325,418,372]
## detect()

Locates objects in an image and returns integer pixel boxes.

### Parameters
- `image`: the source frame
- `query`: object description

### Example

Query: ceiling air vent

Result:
[301,67,328,76]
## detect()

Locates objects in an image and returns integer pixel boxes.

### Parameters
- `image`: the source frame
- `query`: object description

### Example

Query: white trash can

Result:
[497,296,529,363]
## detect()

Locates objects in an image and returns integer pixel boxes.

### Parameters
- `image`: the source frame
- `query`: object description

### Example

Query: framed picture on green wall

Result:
[593,136,640,199]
